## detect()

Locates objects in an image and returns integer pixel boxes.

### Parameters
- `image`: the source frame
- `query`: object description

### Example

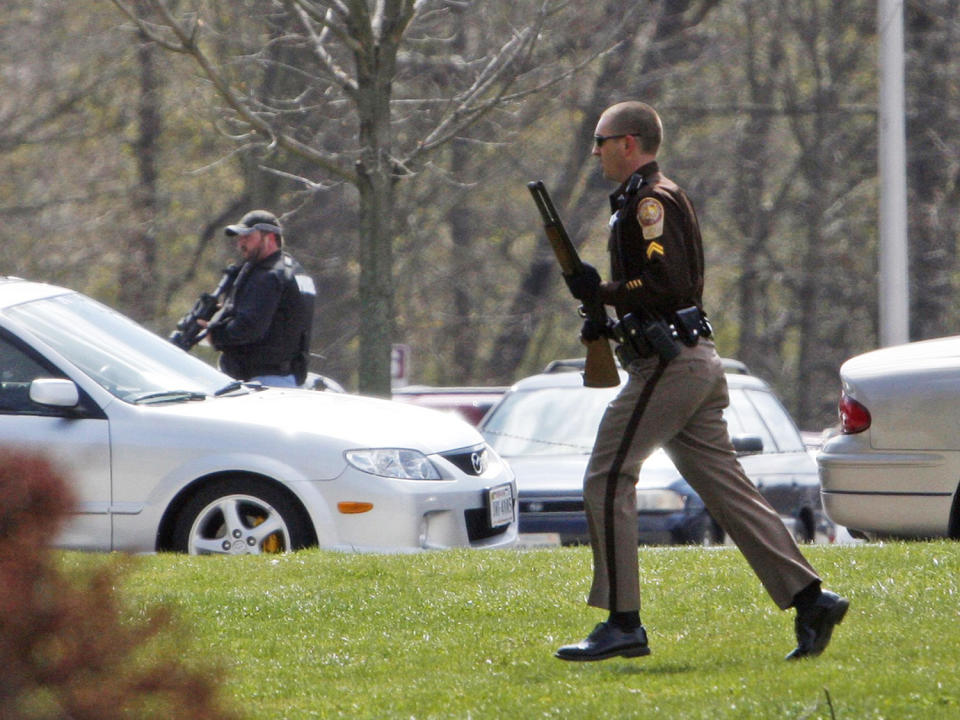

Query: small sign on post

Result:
[391,344,410,388]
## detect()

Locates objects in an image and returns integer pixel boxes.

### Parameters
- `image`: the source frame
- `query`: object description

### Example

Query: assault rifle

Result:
[169,264,241,351]
[527,181,620,388]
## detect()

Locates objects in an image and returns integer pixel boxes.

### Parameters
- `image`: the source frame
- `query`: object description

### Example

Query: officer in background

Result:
[203,210,315,387]
[555,101,848,662]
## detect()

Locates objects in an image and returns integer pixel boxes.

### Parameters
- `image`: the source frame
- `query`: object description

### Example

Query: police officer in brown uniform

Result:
[555,101,849,662]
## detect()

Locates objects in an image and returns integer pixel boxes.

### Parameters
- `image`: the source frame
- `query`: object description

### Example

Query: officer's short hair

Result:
[604,102,662,155]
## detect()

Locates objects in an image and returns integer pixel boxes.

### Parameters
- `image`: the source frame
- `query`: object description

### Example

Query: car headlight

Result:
[635,488,687,512]
[345,448,442,480]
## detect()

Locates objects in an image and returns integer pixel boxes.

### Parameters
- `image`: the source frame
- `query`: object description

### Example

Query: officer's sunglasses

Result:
[593,133,637,147]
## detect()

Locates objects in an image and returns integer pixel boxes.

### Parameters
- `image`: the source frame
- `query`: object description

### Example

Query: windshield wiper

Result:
[213,380,265,397]
[131,390,208,405]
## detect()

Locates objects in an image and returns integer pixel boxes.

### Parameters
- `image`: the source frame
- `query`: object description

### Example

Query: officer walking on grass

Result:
[555,101,849,662]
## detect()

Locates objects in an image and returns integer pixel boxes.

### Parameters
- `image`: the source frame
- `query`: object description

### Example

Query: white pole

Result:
[877,0,910,346]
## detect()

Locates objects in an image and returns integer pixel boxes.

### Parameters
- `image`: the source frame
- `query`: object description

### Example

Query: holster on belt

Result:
[674,305,712,346]
[613,313,680,364]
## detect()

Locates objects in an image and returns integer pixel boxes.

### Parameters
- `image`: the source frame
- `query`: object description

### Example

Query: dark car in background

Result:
[479,361,834,546]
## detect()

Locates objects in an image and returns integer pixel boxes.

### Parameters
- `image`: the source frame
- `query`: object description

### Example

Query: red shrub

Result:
[0,450,242,720]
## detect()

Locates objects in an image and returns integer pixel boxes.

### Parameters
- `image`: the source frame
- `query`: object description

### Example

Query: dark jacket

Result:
[209,250,315,382]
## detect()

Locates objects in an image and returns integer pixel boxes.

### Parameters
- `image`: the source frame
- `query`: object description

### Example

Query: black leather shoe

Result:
[786,590,850,660]
[555,622,651,662]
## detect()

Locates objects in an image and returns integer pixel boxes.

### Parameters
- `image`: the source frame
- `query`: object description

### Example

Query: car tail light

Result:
[839,392,871,434]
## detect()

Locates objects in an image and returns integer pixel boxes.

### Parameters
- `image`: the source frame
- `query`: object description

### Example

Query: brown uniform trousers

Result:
[584,339,820,612]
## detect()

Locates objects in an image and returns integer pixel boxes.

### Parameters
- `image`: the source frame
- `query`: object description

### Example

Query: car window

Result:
[726,388,777,452]
[482,380,805,459]
[721,398,744,436]
[5,292,229,402]
[744,388,805,453]
[481,385,618,456]
[0,331,68,416]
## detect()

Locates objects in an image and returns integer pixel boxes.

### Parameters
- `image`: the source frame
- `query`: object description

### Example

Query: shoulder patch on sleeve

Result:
[296,274,316,295]
[637,197,664,240]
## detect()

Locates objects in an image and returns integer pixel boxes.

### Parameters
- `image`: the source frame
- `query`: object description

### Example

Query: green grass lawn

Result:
[60,542,959,719]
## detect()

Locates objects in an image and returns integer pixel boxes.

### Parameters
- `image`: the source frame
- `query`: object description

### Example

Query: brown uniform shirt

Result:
[598,161,705,320]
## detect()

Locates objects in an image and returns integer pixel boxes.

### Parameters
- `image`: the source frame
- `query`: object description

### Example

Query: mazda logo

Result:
[471,451,486,475]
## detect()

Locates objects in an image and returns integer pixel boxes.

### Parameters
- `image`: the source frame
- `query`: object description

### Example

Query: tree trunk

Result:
[354,23,399,396]
[120,25,160,321]
[355,164,396,397]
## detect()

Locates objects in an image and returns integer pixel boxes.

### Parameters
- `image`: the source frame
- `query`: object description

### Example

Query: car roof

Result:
[508,358,769,393]
[0,277,72,310]
[542,356,751,375]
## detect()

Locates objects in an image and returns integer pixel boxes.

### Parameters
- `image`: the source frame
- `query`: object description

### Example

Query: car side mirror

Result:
[29,378,80,408]
[731,434,763,455]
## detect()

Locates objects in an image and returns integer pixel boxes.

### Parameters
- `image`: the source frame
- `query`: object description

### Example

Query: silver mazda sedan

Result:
[0,277,516,554]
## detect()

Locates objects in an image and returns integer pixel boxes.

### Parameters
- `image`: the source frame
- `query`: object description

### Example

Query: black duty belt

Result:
[612,306,712,367]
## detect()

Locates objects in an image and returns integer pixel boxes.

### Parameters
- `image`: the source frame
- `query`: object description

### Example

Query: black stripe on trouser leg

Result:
[604,358,669,611]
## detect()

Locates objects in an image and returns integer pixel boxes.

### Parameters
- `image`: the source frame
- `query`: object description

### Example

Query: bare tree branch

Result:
[287,3,359,95]
[107,0,628,392]
[111,0,358,184]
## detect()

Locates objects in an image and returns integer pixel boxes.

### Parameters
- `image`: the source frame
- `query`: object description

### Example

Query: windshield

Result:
[6,292,231,402]
[482,379,800,459]
[481,385,620,456]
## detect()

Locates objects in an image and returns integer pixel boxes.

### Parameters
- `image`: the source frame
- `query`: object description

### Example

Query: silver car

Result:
[478,361,833,546]
[818,336,960,539]
[0,277,517,554]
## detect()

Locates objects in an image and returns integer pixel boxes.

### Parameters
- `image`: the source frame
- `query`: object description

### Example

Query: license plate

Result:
[487,484,515,527]
[517,533,561,548]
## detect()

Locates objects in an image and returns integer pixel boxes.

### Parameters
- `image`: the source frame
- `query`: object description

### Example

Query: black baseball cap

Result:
[224,210,283,237]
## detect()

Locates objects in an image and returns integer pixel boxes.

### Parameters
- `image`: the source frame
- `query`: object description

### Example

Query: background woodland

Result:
[3,0,959,431]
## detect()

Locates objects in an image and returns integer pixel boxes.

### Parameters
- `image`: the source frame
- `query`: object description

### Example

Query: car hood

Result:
[505,449,681,494]
[841,335,960,450]
[134,389,485,454]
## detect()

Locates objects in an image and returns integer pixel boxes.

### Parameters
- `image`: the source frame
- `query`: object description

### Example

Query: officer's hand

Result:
[580,317,610,342]
[563,263,601,301]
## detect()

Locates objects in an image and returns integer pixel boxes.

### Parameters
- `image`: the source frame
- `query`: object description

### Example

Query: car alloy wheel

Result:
[172,478,313,555]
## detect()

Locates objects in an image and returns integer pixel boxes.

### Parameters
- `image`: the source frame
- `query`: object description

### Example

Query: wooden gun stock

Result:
[527,181,620,389]
[580,335,621,388]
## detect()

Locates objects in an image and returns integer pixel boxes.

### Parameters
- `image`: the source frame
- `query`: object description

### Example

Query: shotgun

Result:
[527,181,620,388]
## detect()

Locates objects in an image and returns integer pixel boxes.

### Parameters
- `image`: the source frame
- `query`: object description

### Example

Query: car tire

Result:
[684,514,724,546]
[703,516,725,546]
[793,510,816,544]
[949,483,960,539]
[171,478,315,555]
